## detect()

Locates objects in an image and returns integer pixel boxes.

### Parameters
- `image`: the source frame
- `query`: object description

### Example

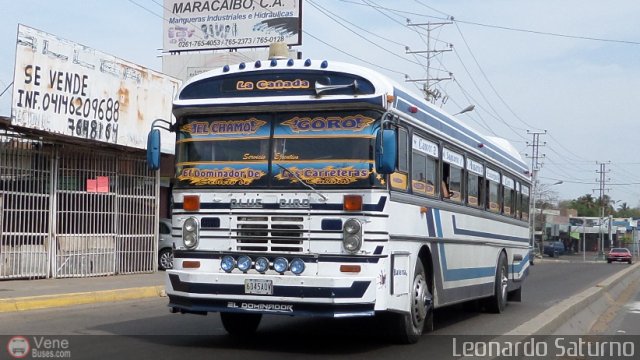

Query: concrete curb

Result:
[506,261,640,336]
[0,286,166,313]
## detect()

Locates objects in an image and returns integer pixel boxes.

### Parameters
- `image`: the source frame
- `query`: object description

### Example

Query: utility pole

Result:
[595,161,611,259]
[526,130,546,258]
[405,20,453,104]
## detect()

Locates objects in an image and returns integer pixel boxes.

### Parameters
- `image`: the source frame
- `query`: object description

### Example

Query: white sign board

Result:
[442,148,464,168]
[412,135,438,158]
[11,25,180,154]
[163,0,302,52]
[162,48,298,82]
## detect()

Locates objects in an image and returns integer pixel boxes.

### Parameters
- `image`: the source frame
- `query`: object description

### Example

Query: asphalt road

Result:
[0,259,628,360]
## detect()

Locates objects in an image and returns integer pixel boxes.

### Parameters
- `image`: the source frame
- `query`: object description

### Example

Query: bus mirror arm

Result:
[151,118,176,132]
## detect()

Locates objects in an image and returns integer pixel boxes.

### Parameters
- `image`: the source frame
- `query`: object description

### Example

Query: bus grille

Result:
[234,216,306,253]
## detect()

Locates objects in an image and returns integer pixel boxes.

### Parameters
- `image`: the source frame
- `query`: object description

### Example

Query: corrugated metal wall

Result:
[0,130,157,279]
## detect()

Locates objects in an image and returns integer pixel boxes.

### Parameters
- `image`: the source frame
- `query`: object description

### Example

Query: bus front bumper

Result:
[166,270,377,318]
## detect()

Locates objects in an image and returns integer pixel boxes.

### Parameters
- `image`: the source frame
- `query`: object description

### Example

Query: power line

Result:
[303,31,406,76]
[307,0,424,67]
[343,0,640,46]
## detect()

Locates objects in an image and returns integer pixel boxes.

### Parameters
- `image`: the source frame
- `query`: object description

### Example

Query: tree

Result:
[569,194,599,217]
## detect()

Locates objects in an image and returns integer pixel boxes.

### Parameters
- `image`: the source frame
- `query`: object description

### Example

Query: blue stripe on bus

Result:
[451,216,529,243]
[434,209,494,281]
[426,208,435,237]
[433,208,443,238]
[433,209,529,281]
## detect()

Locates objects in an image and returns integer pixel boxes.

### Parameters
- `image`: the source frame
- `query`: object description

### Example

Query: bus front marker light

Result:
[237,255,252,272]
[183,195,200,211]
[273,257,289,274]
[255,257,270,273]
[343,195,363,211]
[290,258,305,275]
[221,256,235,272]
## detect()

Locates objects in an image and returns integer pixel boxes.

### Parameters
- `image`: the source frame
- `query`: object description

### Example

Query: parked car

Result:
[158,218,174,270]
[543,241,565,257]
[607,248,633,264]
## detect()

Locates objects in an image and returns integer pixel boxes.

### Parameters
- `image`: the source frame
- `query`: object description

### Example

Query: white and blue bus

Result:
[147,54,532,343]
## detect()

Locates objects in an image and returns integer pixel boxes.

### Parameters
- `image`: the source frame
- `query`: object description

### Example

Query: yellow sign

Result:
[282,115,375,133]
[276,166,370,185]
[178,167,265,186]
[390,173,408,190]
[236,79,310,91]
[181,118,267,135]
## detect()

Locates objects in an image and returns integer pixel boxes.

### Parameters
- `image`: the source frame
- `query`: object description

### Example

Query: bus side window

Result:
[521,185,530,221]
[397,128,408,173]
[411,151,437,196]
[515,183,521,219]
[390,128,410,192]
[503,185,513,216]
[442,162,462,202]
[487,180,499,213]
[467,172,482,207]
[477,175,485,208]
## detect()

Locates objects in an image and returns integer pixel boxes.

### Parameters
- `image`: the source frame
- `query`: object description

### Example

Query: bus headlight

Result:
[343,235,362,253]
[182,217,199,249]
[254,257,270,273]
[273,257,289,274]
[343,218,361,234]
[290,258,305,275]
[221,256,235,273]
[343,219,362,253]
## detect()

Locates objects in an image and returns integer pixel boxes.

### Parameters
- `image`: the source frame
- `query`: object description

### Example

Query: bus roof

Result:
[175,58,530,181]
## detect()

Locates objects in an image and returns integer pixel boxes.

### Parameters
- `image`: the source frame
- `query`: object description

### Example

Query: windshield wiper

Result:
[275,163,328,202]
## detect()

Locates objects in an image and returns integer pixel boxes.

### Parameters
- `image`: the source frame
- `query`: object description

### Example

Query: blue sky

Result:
[2,0,640,207]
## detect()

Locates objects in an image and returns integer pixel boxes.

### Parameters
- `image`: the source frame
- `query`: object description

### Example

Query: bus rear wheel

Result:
[387,260,433,344]
[220,312,262,336]
[485,252,508,313]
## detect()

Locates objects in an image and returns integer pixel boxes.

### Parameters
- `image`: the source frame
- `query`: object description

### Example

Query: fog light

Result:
[343,235,362,253]
[273,257,289,274]
[221,256,235,273]
[290,258,305,275]
[255,257,269,273]
[237,255,252,272]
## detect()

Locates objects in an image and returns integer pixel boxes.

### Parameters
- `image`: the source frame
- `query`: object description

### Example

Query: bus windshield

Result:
[175,109,384,189]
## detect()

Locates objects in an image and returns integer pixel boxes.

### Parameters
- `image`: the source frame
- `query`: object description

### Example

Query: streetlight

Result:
[532,180,563,260]
[453,104,475,116]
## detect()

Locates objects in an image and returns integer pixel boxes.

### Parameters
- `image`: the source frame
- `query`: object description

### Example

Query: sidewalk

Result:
[0,271,166,313]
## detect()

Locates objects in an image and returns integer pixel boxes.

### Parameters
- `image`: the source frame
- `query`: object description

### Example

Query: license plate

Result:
[244,279,273,295]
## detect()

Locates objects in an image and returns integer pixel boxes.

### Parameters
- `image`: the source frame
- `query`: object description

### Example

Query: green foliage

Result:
[566,194,640,217]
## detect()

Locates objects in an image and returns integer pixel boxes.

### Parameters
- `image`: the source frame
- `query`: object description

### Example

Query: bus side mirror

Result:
[375,129,397,174]
[147,129,161,171]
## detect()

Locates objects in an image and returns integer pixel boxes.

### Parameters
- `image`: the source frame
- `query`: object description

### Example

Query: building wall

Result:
[0,129,158,279]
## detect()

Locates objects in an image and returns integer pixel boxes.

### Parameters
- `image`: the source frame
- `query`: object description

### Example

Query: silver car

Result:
[158,218,174,270]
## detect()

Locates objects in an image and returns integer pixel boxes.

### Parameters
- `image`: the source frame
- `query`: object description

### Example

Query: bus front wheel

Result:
[220,312,262,336]
[387,260,433,344]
